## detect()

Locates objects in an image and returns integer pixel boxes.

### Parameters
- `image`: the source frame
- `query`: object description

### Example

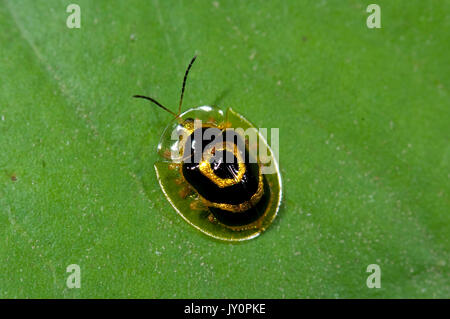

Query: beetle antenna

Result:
[178,55,197,116]
[133,95,178,117]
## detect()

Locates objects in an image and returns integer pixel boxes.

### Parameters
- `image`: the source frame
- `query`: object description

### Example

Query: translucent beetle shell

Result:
[135,57,282,241]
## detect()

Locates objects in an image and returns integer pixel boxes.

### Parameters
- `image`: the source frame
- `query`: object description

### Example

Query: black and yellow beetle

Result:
[134,56,282,241]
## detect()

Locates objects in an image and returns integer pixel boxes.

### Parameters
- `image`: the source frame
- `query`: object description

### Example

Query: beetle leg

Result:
[259,155,271,166]
[163,149,173,160]
[168,163,181,170]
[179,185,193,199]
[207,116,216,124]
[175,176,186,184]
[218,121,232,129]
[190,199,208,211]
[207,213,218,224]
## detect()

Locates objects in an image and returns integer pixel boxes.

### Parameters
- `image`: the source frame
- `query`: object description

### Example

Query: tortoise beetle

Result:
[134,56,282,241]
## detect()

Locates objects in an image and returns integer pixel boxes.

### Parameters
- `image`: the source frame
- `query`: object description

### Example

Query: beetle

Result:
[134,56,282,241]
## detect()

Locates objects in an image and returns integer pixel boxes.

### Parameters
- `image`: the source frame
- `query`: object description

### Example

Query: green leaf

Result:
[0,0,448,298]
